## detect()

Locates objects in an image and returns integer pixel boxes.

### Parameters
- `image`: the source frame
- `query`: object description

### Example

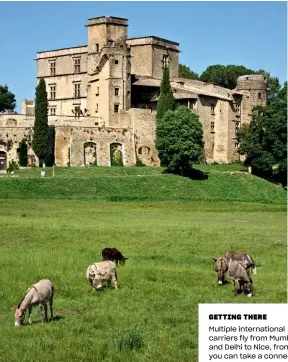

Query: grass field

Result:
[0,166,286,362]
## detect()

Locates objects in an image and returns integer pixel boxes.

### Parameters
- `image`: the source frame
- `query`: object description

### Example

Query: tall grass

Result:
[0,199,286,362]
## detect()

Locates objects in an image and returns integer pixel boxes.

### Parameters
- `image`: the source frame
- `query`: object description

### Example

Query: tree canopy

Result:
[0,85,16,113]
[32,78,49,166]
[199,65,255,89]
[156,66,177,122]
[237,82,287,185]
[179,64,199,80]
[156,106,204,173]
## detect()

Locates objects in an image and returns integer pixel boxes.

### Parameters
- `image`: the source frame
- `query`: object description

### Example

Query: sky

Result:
[0,1,287,113]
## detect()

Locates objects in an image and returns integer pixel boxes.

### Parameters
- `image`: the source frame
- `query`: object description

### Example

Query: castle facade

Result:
[0,16,267,170]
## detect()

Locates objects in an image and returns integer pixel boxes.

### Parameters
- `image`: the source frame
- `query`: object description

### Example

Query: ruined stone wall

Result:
[55,125,135,167]
[0,127,37,167]
[129,108,159,166]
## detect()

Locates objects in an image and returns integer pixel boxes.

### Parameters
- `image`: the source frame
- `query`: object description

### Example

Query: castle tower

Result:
[86,16,131,126]
[236,74,267,125]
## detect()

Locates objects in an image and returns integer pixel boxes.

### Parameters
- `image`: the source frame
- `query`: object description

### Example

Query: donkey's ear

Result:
[211,258,217,262]
[8,307,16,311]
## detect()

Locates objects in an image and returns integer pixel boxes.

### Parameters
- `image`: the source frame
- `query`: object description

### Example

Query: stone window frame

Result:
[114,87,120,96]
[114,104,119,113]
[49,61,56,76]
[73,82,81,98]
[235,103,241,113]
[96,87,99,96]
[49,84,56,100]
[210,121,215,133]
[95,43,99,53]
[114,59,119,65]
[95,103,98,113]
[210,104,215,115]
[73,57,81,74]
[258,92,262,99]
[49,107,56,116]
[235,121,241,133]
[162,54,169,68]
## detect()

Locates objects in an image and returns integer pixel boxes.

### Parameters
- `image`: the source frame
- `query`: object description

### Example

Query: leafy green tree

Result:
[156,106,204,174]
[200,64,255,89]
[237,82,287,185]
[156,66,177,122]
[0,85,16,113]
[179,64,199,80]
[32,78,49,167]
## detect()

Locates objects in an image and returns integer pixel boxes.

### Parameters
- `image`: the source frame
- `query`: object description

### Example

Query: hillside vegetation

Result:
[0,165,286,204]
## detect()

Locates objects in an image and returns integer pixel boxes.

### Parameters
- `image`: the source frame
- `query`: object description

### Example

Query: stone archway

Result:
[110,143,123,166]
[84,142,97,166]
[0,150,7,171]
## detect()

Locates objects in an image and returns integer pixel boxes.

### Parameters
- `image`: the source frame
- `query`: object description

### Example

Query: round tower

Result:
[236,74,267,125]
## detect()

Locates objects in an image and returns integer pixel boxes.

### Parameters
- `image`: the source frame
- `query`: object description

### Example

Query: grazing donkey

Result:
[87,260,118,290]
[228,260,254,297]
[102,248,128,266]
[10,279,54,326]
[212,257,228,285]
[225,251,260,275]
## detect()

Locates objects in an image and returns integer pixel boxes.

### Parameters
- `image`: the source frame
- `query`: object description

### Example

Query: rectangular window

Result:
[211,104,215,115]
[50,107,56,116]
[50,62,56,76]
[96,87,99,96]
[74,58,80,74]
[95,43,99,53]
[50,86,56,100]
[95,103,98,113]
[114,87,119,96]
[114,59,119,65]
[258,92,262,99]
[235,121,241,132]
[74,106,81,119]
[74,83,81,98]
[210,121,215,133]
[235,103,240,113]
[114,104,119,113]
[162,54,169,68]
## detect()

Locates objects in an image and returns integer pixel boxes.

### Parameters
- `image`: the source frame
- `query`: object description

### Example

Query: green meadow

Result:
[0,166,286,362]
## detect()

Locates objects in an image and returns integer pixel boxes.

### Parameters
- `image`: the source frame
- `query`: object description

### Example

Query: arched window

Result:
[110,143,123,166]
[84,142,97,166]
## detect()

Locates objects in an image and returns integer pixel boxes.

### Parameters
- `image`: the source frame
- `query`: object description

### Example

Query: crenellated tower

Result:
[236,74,267,125]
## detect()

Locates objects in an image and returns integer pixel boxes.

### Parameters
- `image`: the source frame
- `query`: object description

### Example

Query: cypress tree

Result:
[18,139,28,166]
[32,78,49,167]
[156,66,177,122]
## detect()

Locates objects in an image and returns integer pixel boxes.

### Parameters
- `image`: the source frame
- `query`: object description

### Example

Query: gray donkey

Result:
[228,260,254,297]
[10,279,54,326]
[225,251,260,275]
[212,257,229,285]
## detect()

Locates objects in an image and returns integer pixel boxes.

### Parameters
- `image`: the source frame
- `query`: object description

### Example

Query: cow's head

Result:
[9,307,25,326]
